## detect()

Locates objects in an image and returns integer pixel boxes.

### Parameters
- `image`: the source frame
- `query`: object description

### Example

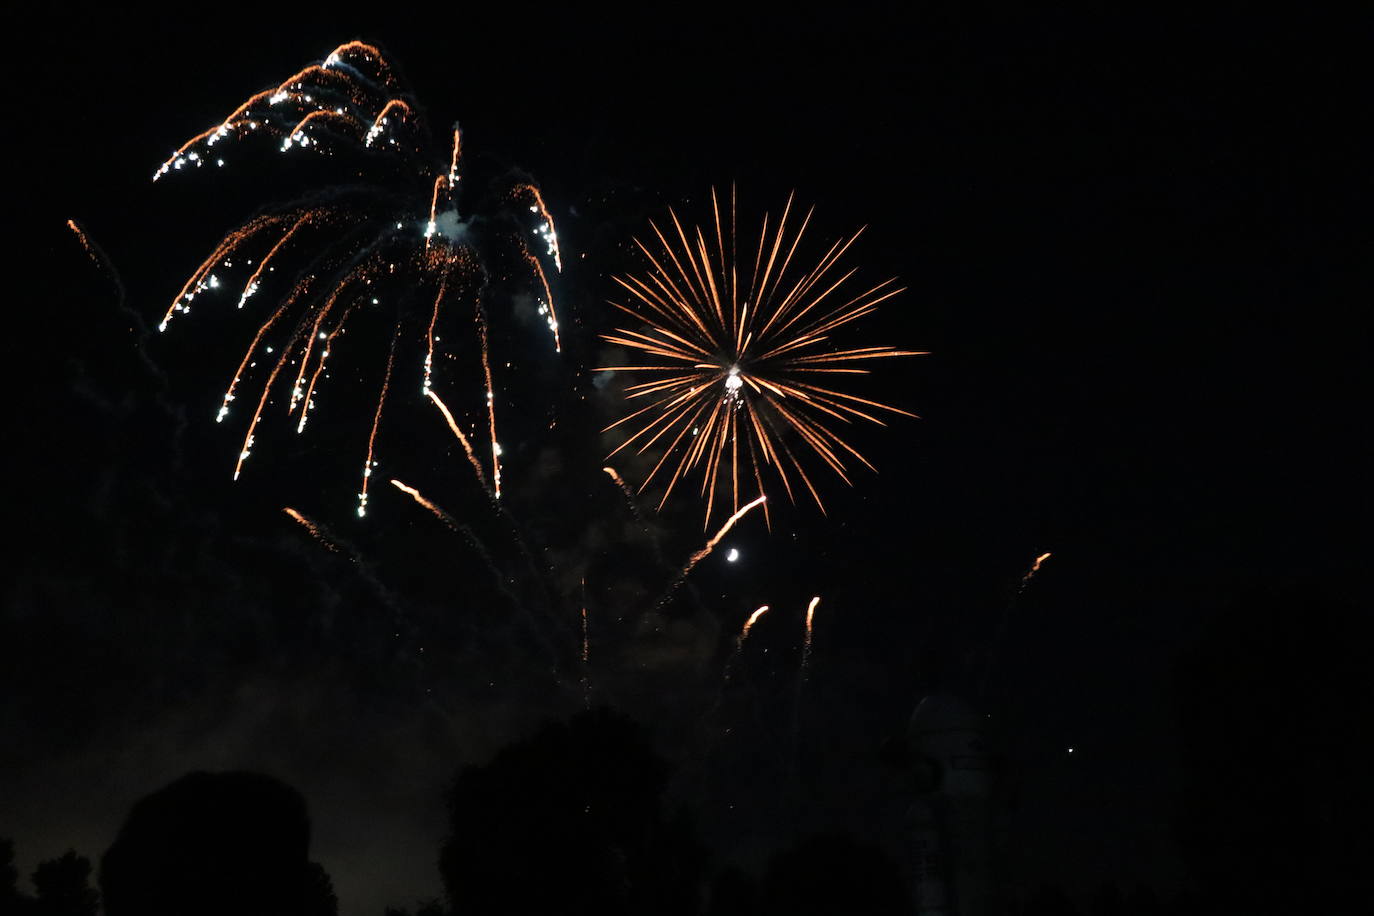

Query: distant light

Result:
[726,548,739,562]
[1067,747,1075,754]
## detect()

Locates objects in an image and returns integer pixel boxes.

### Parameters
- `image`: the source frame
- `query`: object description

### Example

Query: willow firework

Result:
[600,187,923,526]
[153,41,561,513]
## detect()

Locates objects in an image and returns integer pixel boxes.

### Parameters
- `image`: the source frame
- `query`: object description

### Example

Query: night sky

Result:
[7,10,1367,916]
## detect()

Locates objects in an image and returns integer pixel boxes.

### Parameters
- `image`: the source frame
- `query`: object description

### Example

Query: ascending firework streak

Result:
[720,604,770,687]
[978,550,1054,697]
[1020,551,1052,591]
[67,219,100,263]
[602,466,637,514]
[600,186,924,526]
[790,595,823,793]
[800,595,820,682]
[283,507,342,552]
[153,41,560,510]
[653,495,766,612]
[742,603,771,642]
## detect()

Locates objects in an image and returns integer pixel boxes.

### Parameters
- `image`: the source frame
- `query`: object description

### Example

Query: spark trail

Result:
[283,507,341,552]
[652,495,766,613]
[1020,551,1052,591]
[800,595,820,681]
[428,389,490,492]
[721,604,770,686]
[978,550,1055,697]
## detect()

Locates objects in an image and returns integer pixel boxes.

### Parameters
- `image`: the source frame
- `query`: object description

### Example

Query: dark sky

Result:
[7,9,1367,916]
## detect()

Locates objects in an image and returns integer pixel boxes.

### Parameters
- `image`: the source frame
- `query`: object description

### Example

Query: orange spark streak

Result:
[426,175,449,249]
[426,389,489,491]
[680,494,766,577]
[515,183,562,271]
[389,479,446,521]
[740,605,770,641]
[448,126,463,181]
[218,295,296,423]
[357,325,400,517]
[66,219,98,261]
[283,507,339,552]
[296,300,358,434]
[236,213,315,308]
[232,318,309,480]
[475,300,501,498]
[520,240,561,352]
[366,99,414,145]
[423,267,450,394]
[161,215,286,330]
[1020,551,1052,589]
[800,595,821,680]
[285,109,363,143]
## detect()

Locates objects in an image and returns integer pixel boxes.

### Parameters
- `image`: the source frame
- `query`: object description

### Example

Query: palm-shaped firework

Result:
[153,41,562,514]
[600,187,924,526]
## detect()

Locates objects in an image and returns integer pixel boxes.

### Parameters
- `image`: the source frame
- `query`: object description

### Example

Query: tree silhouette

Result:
[0,840,32,916]
[100,771,337,916]
[31,852,98,916]
[1173,584,1371,915]
[439,707,703,916]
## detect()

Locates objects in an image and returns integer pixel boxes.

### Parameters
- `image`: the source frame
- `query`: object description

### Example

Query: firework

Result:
[801,595,820,676]
[154,41,561,511]
[66,219,100,263]
[283,507,341,553]
[741,604,771,642]
[1020,551,1052,590]
[599,186,923,526]
[650,494,766,615]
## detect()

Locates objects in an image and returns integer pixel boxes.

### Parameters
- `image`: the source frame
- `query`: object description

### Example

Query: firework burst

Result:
[599,186,924,526]
[153,41,562,514]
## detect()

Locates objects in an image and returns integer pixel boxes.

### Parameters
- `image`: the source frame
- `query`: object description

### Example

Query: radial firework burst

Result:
[599,187,924,526]
[153,41,562,513]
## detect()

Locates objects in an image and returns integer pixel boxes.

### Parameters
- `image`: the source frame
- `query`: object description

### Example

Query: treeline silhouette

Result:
[13,585,1363,916]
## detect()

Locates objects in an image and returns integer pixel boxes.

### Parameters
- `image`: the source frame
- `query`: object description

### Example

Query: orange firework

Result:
[740,605,770,642]
[66,219,98,262]
[653,495,767,613]
[799,595,821,685]
[154,42,562,510]
[1019,551,1052,591]
[680,494,767,577]
[427,389,489,492]
[600,186,923,526]
[514,183,563,271]
[283,507,340,552]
